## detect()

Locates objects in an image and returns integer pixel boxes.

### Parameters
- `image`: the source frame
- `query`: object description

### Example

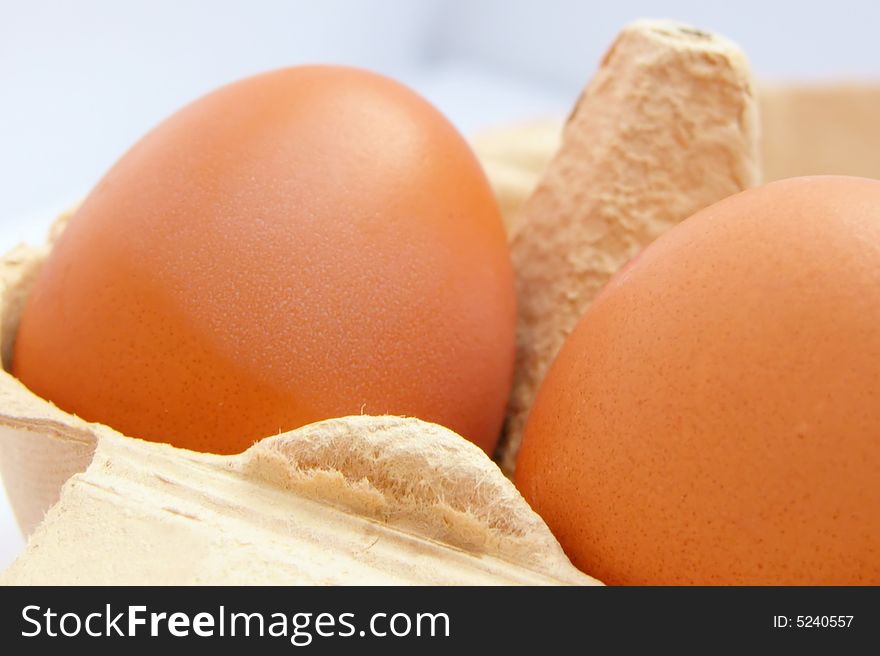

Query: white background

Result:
[2,0,879,570]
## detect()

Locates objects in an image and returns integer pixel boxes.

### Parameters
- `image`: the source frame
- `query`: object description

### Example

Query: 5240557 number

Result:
[773,615,854,629]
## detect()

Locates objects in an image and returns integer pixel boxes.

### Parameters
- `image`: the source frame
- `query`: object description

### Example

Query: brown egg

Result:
[13,66,515,455]
[515,176,880,585]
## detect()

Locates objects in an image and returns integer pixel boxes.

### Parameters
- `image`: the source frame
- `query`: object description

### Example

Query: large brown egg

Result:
[13,66,516,455]
[515,176,880,585]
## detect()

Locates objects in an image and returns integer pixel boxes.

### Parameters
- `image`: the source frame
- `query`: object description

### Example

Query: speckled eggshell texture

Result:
[12,66,516,455]
[516,176,880,585]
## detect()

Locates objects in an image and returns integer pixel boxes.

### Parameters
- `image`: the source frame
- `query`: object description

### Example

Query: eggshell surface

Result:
[13,66,516,455]
[516,176,880,585]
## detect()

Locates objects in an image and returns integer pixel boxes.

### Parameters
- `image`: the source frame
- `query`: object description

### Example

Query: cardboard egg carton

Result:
[1,18,877,585]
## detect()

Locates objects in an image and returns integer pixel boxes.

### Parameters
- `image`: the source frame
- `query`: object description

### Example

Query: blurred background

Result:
[1,0,879,567]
